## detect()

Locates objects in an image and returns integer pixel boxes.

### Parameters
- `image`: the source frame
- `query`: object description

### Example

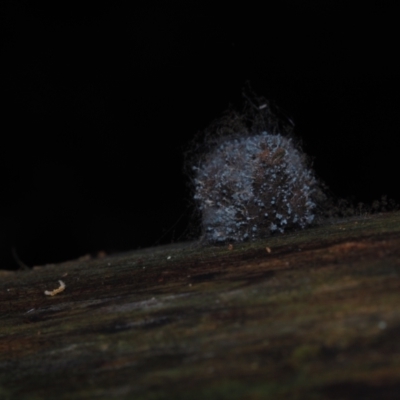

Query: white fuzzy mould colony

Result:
[193,131,319,243]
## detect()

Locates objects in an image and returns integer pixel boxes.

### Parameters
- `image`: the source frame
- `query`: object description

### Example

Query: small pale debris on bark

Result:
[44,280,66,296]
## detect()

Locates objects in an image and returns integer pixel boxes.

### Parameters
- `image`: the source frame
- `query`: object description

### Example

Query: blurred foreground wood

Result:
[1,212,400,399]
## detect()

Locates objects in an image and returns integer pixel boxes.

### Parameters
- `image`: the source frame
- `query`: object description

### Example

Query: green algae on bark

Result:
[1,212,400,399]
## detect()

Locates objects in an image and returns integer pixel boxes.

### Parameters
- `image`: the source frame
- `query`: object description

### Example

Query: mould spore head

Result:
[185,89,325,243]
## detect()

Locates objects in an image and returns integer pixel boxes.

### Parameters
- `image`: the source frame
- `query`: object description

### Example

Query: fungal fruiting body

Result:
[44,280,66,296]
[193,131,320,243]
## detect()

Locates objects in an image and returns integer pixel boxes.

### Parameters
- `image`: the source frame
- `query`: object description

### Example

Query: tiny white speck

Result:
[167,256,171,260]
[378,321,387,330]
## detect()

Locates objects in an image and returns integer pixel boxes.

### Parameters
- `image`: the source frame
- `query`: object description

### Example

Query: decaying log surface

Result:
[1,212,400,399]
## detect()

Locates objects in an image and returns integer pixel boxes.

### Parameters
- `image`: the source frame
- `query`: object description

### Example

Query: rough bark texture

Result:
[1,212,400,399]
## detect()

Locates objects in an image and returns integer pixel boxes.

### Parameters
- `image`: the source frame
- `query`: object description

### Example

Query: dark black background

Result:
[1,1,399,269]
